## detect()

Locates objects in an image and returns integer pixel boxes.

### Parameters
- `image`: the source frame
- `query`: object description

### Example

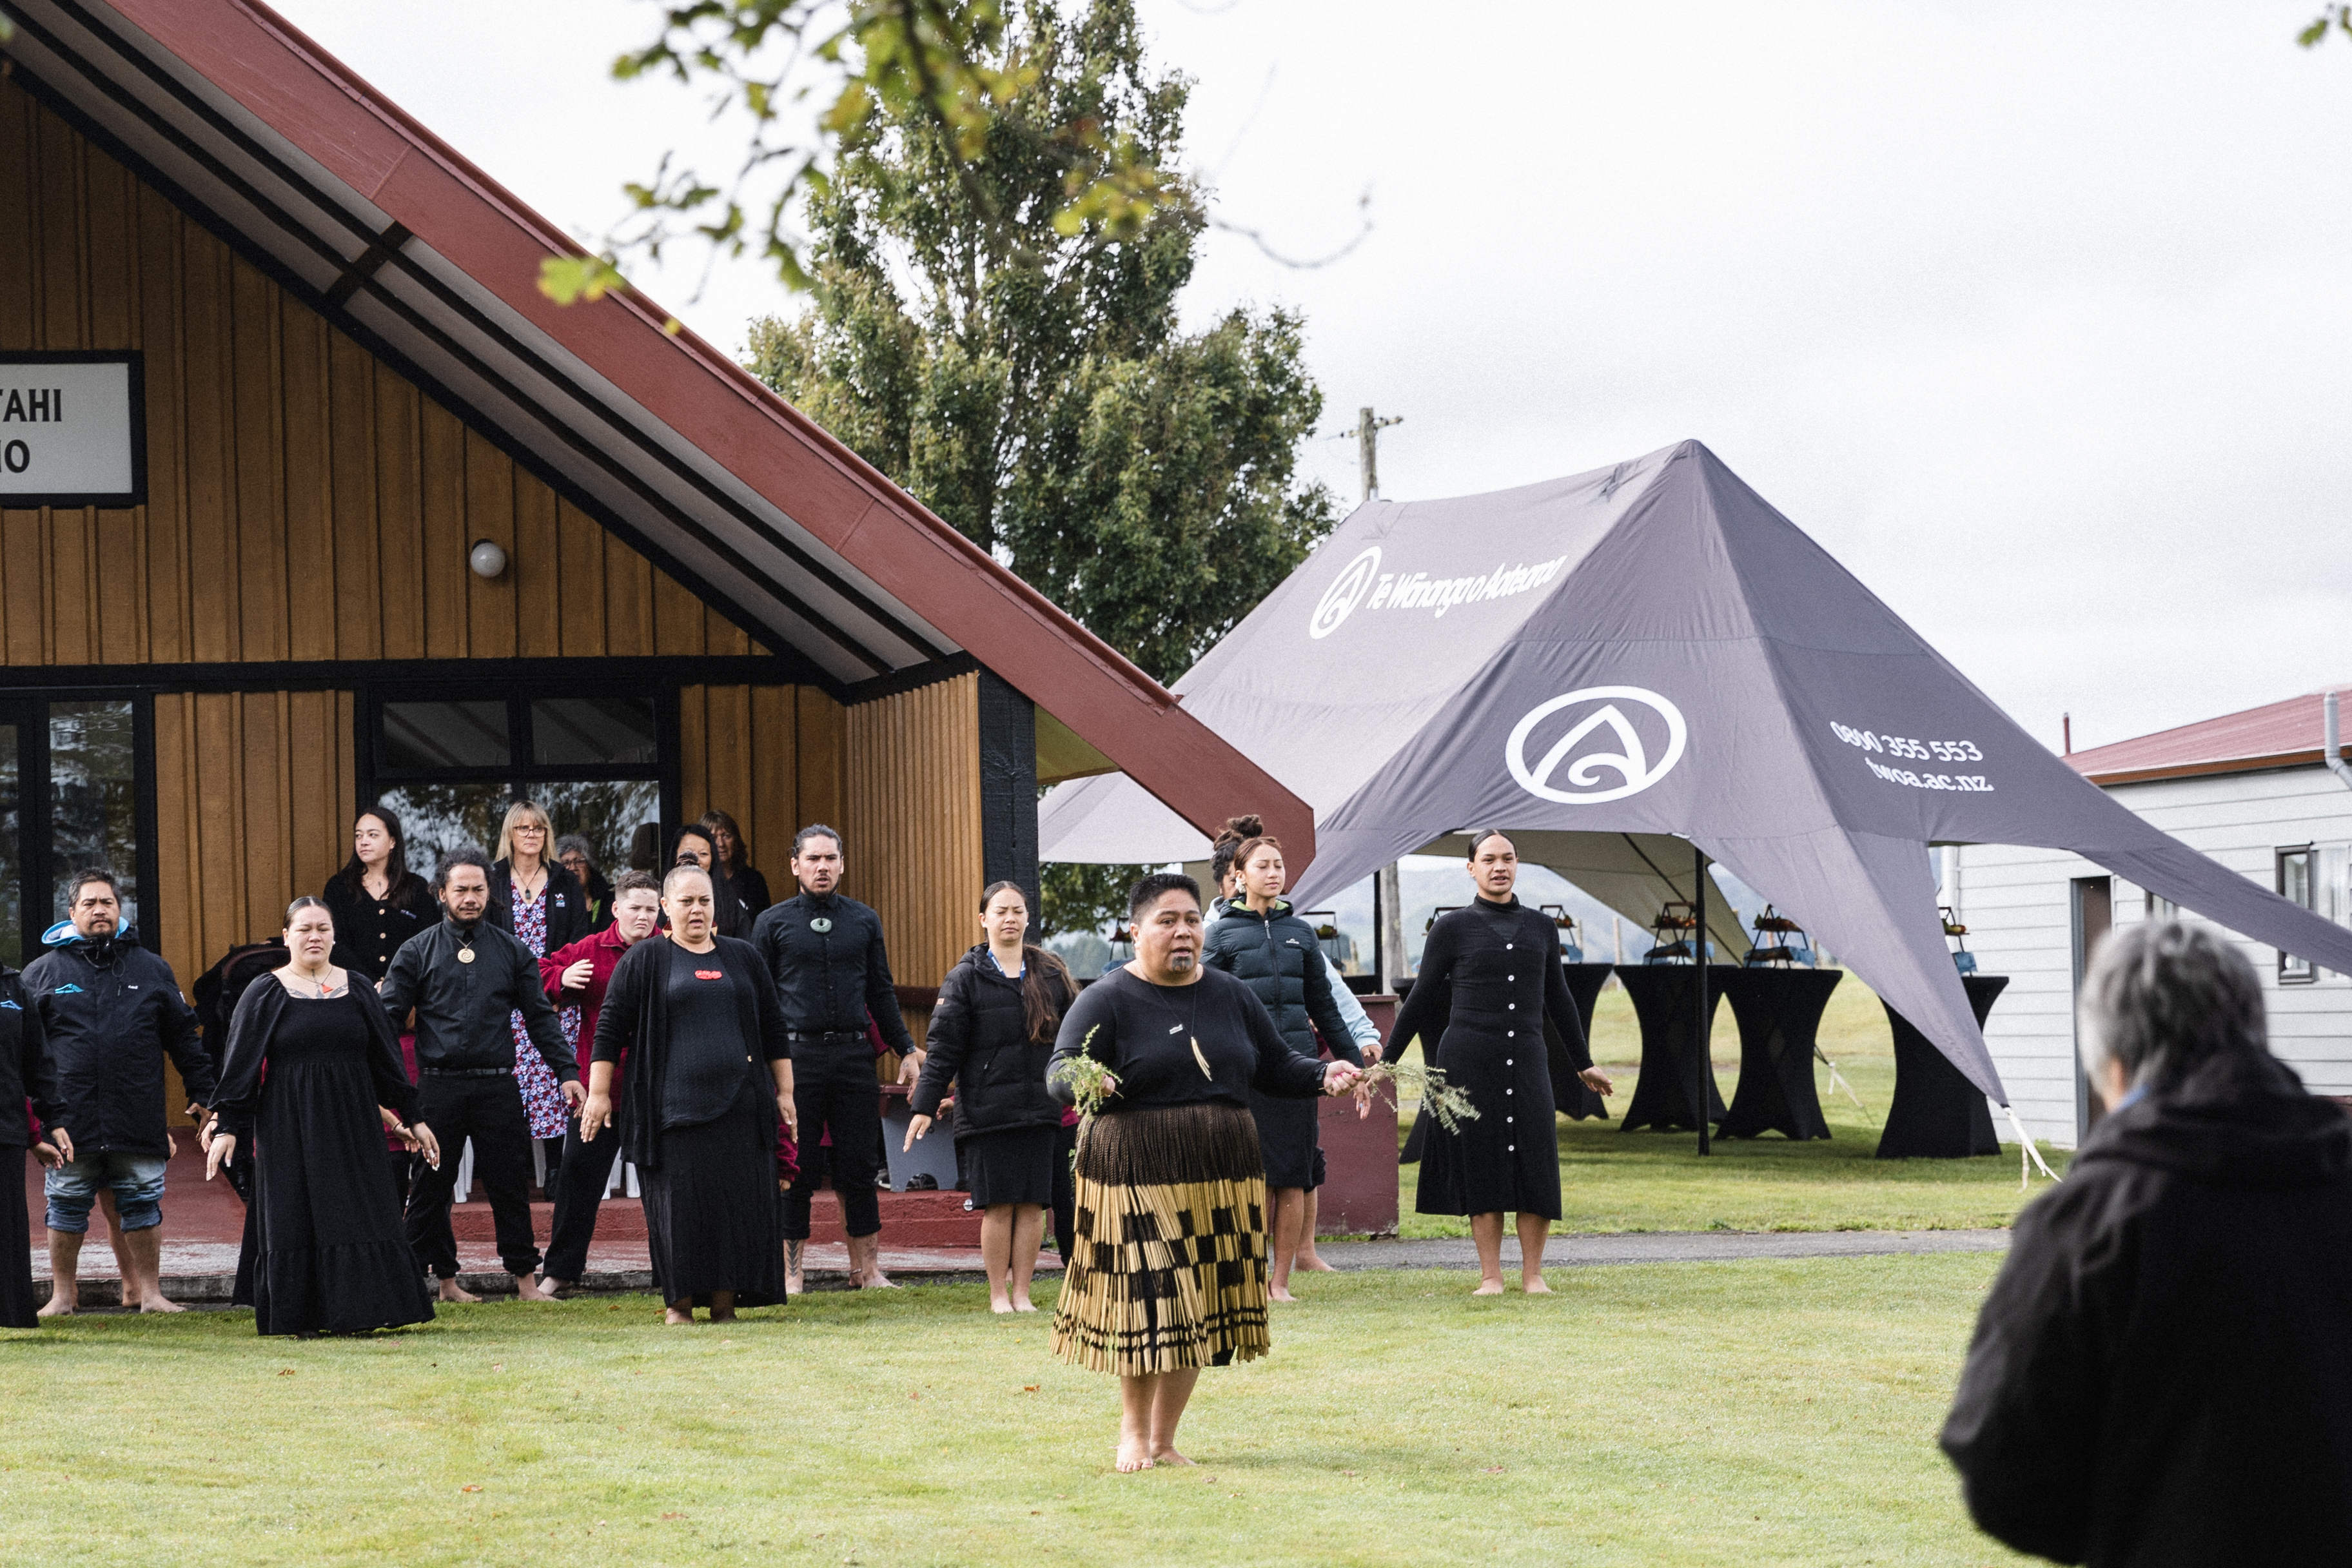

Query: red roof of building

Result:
[2068,689,2351,786]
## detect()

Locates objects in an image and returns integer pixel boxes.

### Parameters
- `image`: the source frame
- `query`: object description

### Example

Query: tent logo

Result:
[1308,546,1382,639]
[1507,687,1689,805]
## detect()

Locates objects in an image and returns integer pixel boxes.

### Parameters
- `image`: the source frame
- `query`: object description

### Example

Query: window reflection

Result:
[383,701,509,770]
[49,701,137,934]
[0,725,17,965]
[377,779,661,881]
[532,698,657,767]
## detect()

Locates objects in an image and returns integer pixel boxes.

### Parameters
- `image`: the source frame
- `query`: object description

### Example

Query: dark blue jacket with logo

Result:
[23,934,213,1157]
[1202,901,1364,1067]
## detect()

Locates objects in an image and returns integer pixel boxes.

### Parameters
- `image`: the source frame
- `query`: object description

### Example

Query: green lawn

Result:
[1392,974,2068,1238]
[0,1262,2028,1567]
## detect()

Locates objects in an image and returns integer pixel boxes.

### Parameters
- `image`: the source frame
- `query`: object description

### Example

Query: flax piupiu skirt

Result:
[1049,1102,1271,1375]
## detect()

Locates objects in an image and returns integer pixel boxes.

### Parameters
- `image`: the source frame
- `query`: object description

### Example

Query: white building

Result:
[1957,689,2352,1149]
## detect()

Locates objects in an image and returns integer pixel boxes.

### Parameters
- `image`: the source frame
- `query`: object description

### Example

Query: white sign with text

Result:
[0,356,145,506]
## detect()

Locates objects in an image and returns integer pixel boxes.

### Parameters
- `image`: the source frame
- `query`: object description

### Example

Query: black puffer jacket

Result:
[910,945,1072,1136]
[1202,901,1363,1067]
[1941,1048,2352,1566]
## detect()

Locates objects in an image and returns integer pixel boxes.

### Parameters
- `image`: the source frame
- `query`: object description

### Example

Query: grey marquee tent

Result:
[1041,440,2352,1109]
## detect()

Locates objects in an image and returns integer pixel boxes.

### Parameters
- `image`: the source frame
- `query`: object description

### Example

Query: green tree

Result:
[747,0,1335,685]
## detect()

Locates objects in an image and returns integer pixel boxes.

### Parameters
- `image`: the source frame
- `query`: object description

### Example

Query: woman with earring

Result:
[1202,819,1370,1304]
[322,805,438,1199]
[207,897,440,1336]
[1387,830,1616,1295]
[489,800,589,1191]
[698,810,772,925]
[579,864,794,1324]
[905,881,1075,1313]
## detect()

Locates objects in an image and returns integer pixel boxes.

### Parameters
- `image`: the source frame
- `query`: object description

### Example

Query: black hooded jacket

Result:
[1202,900,1364,1068]
[22,933,213,1157]
[1941,1050,2352,1566]
[910,945,1072,1136]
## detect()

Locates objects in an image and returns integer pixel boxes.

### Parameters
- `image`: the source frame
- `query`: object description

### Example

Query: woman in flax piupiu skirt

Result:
[1046,963,1336,1375]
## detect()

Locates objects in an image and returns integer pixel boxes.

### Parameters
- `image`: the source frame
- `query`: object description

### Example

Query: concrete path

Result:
[1317,1228,2012,1271]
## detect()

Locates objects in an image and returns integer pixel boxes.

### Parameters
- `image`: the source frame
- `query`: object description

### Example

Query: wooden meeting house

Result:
[0,0,1313,1153]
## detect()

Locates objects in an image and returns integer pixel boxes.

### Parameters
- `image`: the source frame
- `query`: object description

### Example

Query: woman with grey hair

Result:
[1942,920,2352,1565]
[554,834,614,934]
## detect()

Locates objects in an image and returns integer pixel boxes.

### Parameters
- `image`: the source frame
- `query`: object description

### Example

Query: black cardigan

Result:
[591,934,790,1171]
[488,859,592,955]
[211,971,419,1141]
[910,944,1072,1135]
[320,870,439,983]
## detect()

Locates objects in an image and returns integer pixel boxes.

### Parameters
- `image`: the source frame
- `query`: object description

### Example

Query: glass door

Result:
[0,696,146,965]
[0,716,19,967]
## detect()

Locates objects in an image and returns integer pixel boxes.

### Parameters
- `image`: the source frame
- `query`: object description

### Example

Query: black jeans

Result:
[542,1112,622,1282]
[779,1035,884,1240]
[405,1072,541,1279]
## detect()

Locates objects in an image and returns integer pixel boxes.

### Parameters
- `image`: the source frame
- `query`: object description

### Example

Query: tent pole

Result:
[1694,841,1712,1157]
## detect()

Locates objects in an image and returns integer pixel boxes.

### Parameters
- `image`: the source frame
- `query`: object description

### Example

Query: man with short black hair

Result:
[26,867,213,1315]
[752,825,922,1291]
[381,846,582,1302]
[1943,920,2352,1563]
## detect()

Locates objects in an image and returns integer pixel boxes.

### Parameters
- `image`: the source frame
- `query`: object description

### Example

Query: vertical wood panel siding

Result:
[0,80,756,667]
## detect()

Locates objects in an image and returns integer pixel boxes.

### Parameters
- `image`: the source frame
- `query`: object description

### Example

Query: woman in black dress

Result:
[580,865,794,1324]
[906,880,1075,1314]
[1389,831,1614,1295]
[2,960,69,1328]
[672,825,754,939]
[1202,823,1369,1304]
[206,898,441,1336]
[1050,872,1363,1472]
[322,805,440,1197]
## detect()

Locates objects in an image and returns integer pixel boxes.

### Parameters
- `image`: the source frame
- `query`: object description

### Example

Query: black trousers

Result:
[404,1073,541,1279]
[542,1112,622,1282]
[780,1035,884,1240]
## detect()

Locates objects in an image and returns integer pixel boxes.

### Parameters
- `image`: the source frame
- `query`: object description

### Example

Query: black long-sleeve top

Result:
[24,936,214,1157]
[592,934,790,1169]
[320,872,438,983]
[378,919,575,1079]
[911,944,1072,1133]
[1048,966,1330,1114]
[210,972,420,1141]
[1389,896,1591,1070]
[749,890,917,1053]
[0,965,63,1148]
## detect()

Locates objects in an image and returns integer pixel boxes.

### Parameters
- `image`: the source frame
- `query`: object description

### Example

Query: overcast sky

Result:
[277,1,2352,755]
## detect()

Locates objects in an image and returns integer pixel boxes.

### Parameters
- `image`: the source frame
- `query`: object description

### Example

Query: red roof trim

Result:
[2066,689,2346,789]
[89,0,1315,865]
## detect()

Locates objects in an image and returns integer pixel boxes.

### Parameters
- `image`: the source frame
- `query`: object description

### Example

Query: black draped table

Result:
[1712,968,1844,1141]
[1876,974,2010,1159]
[1399,963,1614,1163]
[1614,965,1736,1133]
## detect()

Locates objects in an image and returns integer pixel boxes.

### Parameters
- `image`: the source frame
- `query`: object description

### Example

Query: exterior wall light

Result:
[468,538,509,579]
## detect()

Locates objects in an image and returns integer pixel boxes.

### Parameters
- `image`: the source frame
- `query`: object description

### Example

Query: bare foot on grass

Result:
[1115,1437,1155,1473]
[1152,1447,1195,1467]
[137,1294,186,1313]
[437,1277,482,1304]
[1268,1286,1297,1304]
[990,1297,1015,1315]
[1471,1280,1505,1296]
[1293,1253,1337,1273]
[36,1289,75,1318]
[1012,1297,1039,1313]
[858,1271,900,1290]
[512,1274,555,1302]
[665,1307,694,1326]
[1522,1277,1553,1295]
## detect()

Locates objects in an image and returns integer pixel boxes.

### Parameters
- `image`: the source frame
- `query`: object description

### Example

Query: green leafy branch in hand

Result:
[1353,1060,1481,1137]
[1050,1027,1113,1159]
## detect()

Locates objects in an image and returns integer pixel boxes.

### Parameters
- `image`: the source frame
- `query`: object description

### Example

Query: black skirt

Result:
[2,1151,36,1328]
[237,1014,436,1337]
[1415,1013,1562,1220]
[642,1085,785,1307]
[959,1124,1059,1208]
[1248,1086,1325,1191]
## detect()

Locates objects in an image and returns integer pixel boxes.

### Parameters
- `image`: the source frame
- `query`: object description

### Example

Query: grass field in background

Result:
[1390,972,2068,1238]
[0,1262,2026,1568]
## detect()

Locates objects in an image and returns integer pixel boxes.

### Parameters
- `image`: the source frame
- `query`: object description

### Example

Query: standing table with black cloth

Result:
[1400,962,1615,1164]
[1712,968,1843,1140]
[1615,965,1737,1132]
[1876,974,2009,1159]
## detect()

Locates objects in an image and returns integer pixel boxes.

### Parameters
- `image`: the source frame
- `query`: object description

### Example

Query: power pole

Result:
[1349,405,1404,502]
[1340,404,1407,994]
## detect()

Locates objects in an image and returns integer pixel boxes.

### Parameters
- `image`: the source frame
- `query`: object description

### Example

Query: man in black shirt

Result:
[752,824,924,1291]
[380,846,580,1302]
[25,867,213,1315]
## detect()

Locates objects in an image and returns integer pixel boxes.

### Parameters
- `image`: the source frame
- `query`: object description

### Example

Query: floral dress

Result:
[508,883,580,1141]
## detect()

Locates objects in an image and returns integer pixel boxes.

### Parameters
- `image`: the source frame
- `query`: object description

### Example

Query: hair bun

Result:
[1214,813,1265,847]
